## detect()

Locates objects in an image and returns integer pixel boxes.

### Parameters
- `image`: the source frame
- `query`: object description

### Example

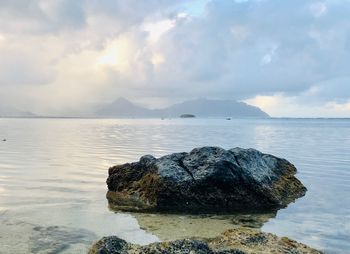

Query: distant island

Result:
[180,114,196,118]
[96,98,269,118]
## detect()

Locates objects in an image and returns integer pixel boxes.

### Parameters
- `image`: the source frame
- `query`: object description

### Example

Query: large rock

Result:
[89,228,322,254]
[107,147,306,213]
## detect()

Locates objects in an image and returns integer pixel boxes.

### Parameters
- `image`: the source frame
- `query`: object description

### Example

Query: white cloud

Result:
[143,19,175,43]
[230,25,249,42]
[245,77,350,117]
[309,2,328,17]
[245,94,350,118]
[261,44,278,65]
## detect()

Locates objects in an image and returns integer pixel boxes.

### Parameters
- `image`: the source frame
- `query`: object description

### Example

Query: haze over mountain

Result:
[0,106,36,117]
[95,98,151,118]
[96,98,269,118]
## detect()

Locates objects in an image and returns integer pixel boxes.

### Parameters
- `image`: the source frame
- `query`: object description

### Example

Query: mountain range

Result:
[96,98,269,118]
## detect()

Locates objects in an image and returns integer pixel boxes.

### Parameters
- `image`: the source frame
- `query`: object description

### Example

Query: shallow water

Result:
[0,118,349,253]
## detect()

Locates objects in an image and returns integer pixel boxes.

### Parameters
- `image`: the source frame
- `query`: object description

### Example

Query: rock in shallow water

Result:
[107,147,306,213]
[89,228,322,254]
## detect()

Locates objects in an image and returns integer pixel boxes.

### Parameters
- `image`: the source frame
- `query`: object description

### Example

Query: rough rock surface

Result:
[208,228,322,254]
[89,228,322,254]
[107,147,306,213]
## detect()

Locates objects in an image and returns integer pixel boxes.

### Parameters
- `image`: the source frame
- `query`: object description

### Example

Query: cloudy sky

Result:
[0,0,349,117]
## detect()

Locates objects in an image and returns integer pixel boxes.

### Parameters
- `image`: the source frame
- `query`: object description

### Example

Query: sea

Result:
[0,118,349,253]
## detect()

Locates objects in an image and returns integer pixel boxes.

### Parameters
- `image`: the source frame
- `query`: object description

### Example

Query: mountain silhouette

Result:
[96,98,269,118]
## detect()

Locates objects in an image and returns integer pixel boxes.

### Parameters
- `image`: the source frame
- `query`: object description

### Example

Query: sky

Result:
[0,0,349,117]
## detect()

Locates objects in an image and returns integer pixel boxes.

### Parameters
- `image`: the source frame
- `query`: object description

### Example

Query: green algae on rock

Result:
[106,147,307,213]
[208,228,322,254]
[89,227,322,254]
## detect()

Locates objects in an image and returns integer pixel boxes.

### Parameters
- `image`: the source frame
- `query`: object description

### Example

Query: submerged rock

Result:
[0,215,96,254]
[127,212,276,241]
[89,228,322,254]
[107,147,306,213]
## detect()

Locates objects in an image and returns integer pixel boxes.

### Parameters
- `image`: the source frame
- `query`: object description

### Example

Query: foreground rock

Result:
[107,147,306,213]
[89,228,322,254]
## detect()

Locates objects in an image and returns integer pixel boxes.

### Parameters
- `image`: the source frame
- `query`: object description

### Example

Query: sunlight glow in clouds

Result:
[95,34,145,75]
[151,53,165,66]
[96,46,120,68]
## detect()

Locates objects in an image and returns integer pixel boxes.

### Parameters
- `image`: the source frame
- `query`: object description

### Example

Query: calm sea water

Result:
[0,118,349,253]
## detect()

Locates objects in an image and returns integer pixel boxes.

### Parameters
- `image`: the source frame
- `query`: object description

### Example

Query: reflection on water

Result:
[107,191,277,241]
[0,118,349,253]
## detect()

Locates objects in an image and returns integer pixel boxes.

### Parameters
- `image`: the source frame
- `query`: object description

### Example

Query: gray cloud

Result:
[0,0,86,34]
[0,0,185,35]
[0,0,349,116]
[144,0,350,101]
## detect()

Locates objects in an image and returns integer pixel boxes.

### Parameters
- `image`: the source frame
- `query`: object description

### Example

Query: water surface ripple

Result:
[0,118,349,253]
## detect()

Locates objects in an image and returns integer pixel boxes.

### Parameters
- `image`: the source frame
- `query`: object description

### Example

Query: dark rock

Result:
[89,228,322,254]
[89,236,129,254]
[107,147,306,213]
[89,237,245,254]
